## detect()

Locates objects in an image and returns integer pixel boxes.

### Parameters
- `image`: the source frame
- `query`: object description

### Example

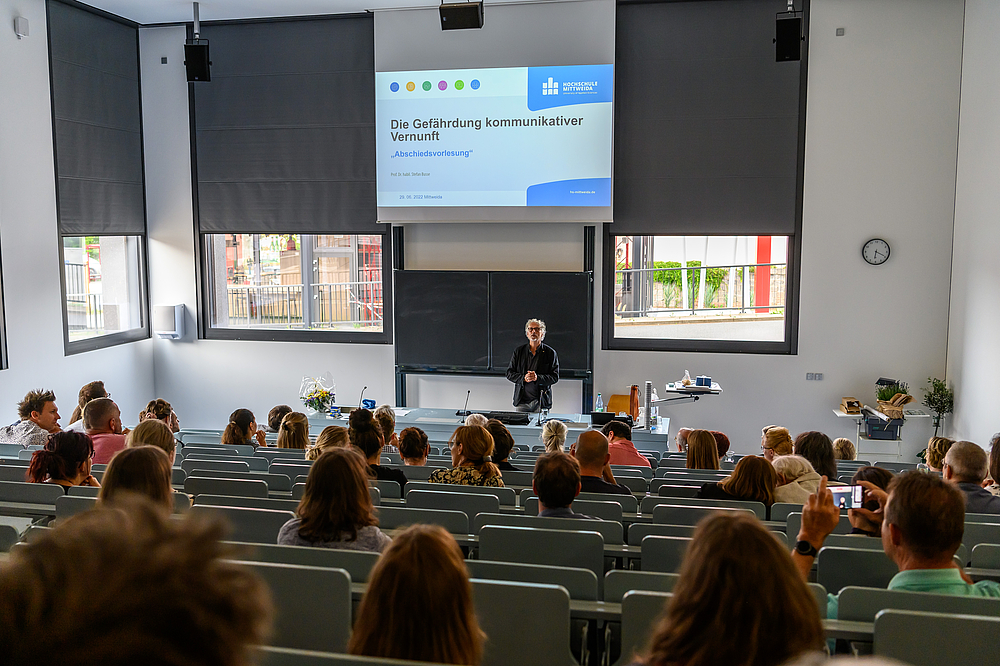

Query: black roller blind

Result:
[193,15,378,234]
[614,0,805,235]
[48,1,145,236]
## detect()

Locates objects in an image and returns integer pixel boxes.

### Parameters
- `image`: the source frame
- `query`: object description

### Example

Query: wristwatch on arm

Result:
[794,539,819,558]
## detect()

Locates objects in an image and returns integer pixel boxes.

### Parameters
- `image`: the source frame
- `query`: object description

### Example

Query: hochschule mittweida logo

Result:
[542,76,559,96]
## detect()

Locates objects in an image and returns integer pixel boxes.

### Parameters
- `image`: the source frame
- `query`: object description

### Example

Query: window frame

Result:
[196,231,394,345]
[0,245,7,369]
[601,230,801,355]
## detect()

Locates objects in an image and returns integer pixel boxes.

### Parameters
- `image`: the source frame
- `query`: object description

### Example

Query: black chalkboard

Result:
[394,270,592,373]
[394,271,490,368]
[490,272,591,373]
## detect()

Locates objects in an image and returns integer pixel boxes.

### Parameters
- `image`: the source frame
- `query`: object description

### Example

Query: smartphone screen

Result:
[830,485,864,509]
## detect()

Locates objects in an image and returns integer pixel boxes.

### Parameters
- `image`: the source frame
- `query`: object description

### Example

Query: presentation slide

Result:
[375,64,613,207]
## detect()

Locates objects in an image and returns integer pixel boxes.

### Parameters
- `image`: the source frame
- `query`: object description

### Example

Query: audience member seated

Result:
[278,448,391,553]
[464,413,489,427]
[348,524,484,664]
[98,446,174,512]
[0,389,61,448]
[533,451,596,519]
[697,456,777,519]
[84,398,128,465]
[306,425,350,461]
[221,408,266,448]
[571,430,631,495]
[760,425,793,462]
[542,419,568,453]
[847,466,894,536]
[710,430,730,460]
[276,411,311,450]
[772,455,821,505]
[987,433,1000,496]
[832,437,856,461]
[674,427,692,453]
[26,431,99,491]
[374,404,398,452]
[925,435,955,473]
[637,512,824,666]
[486,419,519,471]
[398,427,430,466]
[793,473,1000,620]
[793,431,838,481]
[943,440,1000,514]
[685,429,721,471]
[65,380,108,433]
[429,425,504,487]
[139,399,180,433]
[0,497,271,666]
[350,409,407,488]
[125,419,177,465]
[267,404,292,433]
[602,420,651,468]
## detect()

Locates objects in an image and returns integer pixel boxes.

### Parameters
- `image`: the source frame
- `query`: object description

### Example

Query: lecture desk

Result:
[309,407,672,454]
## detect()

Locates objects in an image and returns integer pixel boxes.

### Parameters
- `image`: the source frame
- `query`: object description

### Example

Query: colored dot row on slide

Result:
[389,79,480,92]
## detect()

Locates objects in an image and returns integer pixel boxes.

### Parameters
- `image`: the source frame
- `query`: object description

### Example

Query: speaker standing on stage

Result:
[505,319,559,413]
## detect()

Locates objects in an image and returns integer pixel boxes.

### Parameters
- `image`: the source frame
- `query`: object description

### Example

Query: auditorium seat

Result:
[627,523,696,546]
[614,591,671,666]
[467,560,599,601]
[769,502,803,522]
[185,476,269,498]
[604,570,678,603]
[405,481,516,506]
[610,466,652,480]
[649,503,754,525]
[499,470,534,487]
[872,462,918,473]
[522,497,623,522]
[268,462,314,479]
[613,476,648,494]
[874,609,1000,666]
[838,586,1000,623]
[256,449,312,463]
[648,481,700,497]
[188,469,292,492]
[479,525,605,598]
[640,535,690,573]
[972,543,1000,568]
[647,495,767,519]
[0,480,66,506]
[963,522,1000,550]
[816,547,898,595]
[195,494,300,512]
[474,512,623,545]
[229,542,379,582]
[406,489,499,524]
[966,512,1000,524]
[258,647,441,666]
[181,459,250,474]
[379,465,443,481]
[185,453,269,471]
[0,466,28,482]
[376,505,469,535]
[786,512,853,546]
[0,524,18,552]
[374,479,401,499]
[190,505,294,543]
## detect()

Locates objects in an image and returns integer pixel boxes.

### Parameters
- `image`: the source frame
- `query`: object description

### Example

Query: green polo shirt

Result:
[827,567,1000,619]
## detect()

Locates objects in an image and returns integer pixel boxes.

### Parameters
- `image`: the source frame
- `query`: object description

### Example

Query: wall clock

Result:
[862,238,890,265]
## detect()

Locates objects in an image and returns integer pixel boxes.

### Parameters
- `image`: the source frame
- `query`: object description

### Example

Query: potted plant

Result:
[922,377,954,437]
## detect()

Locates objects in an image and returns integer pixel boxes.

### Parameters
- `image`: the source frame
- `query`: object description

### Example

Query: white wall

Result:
[946,0,1000,446]
[0,0,153,424]
[137,0,966,460]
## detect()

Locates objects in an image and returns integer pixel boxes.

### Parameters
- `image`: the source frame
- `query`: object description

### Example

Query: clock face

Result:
[863,238,890,265]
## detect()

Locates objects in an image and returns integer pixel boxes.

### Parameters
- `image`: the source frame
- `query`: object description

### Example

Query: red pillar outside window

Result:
[755,236,771,313]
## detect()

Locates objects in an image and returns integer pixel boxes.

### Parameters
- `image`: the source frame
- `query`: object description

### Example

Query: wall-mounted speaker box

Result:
[154,305,185,340]
[775,16,802,62]
[184,42,211,81]
[440,2,484,30]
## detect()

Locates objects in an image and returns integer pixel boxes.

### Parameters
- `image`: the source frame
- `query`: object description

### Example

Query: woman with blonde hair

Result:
[276,412,311,450]
[348,524,484,664]
[760,425,793,462]
[398,427,430,466]
[541,419,568,453]
[832,437,856,461]
[306,425,349,461]
[126,419,177,465]
[429,425,504,487]
[697,456,778,519]
[278,448,390,552]
[685,430,720,470]
[98,446,173,512]
[771,455,821,505]
[638,512,824,666]
[925,436,954,472]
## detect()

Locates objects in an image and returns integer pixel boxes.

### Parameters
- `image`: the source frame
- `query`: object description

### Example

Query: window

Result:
[604,234,799,353]
[61,236,146,348]
[202,233,389,342]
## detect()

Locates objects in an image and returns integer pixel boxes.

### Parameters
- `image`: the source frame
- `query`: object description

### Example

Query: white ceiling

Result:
[81,0,538,24]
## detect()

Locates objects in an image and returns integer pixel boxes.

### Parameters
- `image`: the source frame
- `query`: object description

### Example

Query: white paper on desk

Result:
[393,409,413,417]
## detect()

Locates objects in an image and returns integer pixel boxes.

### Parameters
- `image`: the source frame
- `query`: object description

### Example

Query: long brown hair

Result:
[296,448,377,543]
[686,430,720,470]
[718,456,777,505]
[449,426,501,480]
[348,524,484,664]
[98,446,173,511]
[348,409,384,458]
[27,432,94,483]
[276,412,310,450]
[643,513,823,666]
[222,409,255,446]
[398,427,429,461]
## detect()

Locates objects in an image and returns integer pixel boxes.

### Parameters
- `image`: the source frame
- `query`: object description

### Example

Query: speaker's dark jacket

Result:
[505,343,559,410]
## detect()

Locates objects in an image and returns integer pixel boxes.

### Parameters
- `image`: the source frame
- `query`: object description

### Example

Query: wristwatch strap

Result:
[794,540,819,558]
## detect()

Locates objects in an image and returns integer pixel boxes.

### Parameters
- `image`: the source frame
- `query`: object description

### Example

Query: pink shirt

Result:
[91,432,127,465]
[608,438,651,467]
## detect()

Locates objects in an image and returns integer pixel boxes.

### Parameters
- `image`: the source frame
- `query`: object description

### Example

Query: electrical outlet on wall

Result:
[806,373,824,381]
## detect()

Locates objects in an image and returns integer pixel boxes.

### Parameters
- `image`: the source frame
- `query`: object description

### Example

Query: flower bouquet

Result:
[299,374,336,416]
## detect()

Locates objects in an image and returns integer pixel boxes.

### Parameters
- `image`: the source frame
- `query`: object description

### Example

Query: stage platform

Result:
[308,407,671,454]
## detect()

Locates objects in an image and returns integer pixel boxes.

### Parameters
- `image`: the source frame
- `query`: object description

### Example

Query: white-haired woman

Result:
[504,318,560,413]
[771,455,822,504]
[541,419,568,453]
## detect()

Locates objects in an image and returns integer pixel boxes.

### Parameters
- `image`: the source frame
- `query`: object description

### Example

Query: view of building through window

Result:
[206,233,383,332]
[62,236,144,342]
[612,235,789,342]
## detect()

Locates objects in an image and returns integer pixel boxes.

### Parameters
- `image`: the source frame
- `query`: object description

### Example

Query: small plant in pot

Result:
[922,377,954,437]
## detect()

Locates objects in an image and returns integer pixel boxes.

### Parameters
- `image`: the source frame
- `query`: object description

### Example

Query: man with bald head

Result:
[570,430,632,495]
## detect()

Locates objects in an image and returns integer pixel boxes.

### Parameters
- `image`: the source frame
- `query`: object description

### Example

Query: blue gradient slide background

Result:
[375,64,613,207]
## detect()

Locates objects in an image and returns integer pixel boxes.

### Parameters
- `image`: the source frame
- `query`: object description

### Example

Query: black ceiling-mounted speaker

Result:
[774,15,802,62]
[440,2,484,30]
[184,41,211,81]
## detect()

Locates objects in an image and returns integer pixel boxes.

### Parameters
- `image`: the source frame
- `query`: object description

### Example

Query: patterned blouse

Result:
[427,466,505,487]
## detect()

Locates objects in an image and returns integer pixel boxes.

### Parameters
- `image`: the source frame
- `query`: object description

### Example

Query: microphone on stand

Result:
[456,390,472,419]
[358,386,368,409]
